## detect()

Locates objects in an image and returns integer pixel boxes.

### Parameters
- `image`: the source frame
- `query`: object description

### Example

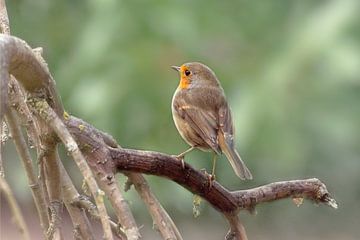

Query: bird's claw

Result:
[172,154,186,169]
[200,168,216,189]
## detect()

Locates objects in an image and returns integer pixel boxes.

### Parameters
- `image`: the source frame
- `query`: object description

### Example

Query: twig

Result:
[8,77,40,151]
[58,158,96,240]
[46,200,62,240]
[97,176,141,240]
[0,121,6,177]
[0,1,10,141]
[27,97,113,240]
[126,173,183,240]
[0,0,10,35]
[224,214,248,240]
[0,176,30,240]
[42,147,63,240]
[5,108,50,233]
[232,179,338,210]
[0,1,11,161]
[71,195,126,239]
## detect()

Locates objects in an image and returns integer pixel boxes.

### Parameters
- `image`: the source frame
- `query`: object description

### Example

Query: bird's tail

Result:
[219,133,252,180]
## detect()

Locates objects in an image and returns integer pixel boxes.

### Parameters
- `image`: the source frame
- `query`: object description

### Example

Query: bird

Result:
[171,62,252,180]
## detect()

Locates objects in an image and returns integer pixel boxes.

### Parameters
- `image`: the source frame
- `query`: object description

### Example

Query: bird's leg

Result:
[173,146,195,169]
[200,154,218,189]
[176,146,195,159]
[205,154,217,188]
[211,153,217,181]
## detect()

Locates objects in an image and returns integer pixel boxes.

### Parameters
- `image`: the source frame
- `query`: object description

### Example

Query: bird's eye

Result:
[184,70,191,76]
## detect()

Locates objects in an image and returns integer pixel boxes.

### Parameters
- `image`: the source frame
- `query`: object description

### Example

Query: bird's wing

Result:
[218,103,235,146]
[218,104,253,179]
[174,101,221,154]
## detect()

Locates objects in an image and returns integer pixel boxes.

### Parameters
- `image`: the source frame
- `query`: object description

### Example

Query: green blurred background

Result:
[2,0,360,239]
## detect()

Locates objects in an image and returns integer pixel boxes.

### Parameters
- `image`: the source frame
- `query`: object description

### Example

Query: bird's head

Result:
[171,62,219,89]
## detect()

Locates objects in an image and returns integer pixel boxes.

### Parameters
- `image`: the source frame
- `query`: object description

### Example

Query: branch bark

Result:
[111,149,337,213]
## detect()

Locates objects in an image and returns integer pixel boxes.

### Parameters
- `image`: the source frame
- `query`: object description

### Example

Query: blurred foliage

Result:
[3,0,360,239]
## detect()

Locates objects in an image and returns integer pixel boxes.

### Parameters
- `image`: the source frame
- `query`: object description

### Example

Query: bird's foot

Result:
[200,168,216,189]
[172,154,185,169]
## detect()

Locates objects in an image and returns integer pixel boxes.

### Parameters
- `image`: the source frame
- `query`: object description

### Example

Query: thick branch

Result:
[111,148,337,213]
[0,34,63,115]
[65,117,141,240]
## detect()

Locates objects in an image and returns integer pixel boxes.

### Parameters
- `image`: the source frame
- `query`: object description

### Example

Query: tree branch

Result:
[5,108,50,233]
[63,112,141,239]
[26,97,114,240]
[71,195,126,240]
[0,176,30,240]
[65,114,337,239]
[111,148,337,213]
[126,172,183,240]
[59,160,97,240]
[224,214,248,240]
[0,0,10,35]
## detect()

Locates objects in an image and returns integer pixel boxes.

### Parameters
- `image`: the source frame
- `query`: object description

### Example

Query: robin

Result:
[171,62,252,180]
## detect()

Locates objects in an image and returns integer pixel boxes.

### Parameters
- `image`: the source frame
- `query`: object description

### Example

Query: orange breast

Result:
[179,77,190,89]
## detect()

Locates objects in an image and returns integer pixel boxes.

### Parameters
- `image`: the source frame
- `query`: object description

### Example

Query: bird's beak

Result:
[171,66,180,72]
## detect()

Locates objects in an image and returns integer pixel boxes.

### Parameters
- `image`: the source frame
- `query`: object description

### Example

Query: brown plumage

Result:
[171,62,252,180]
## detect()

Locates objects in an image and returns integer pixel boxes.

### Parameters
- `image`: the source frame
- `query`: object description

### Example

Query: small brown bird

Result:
[171,62,252,180]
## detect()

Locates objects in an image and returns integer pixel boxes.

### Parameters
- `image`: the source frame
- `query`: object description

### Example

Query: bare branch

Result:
[110,148,337,213]
[0,0,10,127]
[71,195,126,240]
[232,179,338,211]
[0,34,63,115]
[0,0,10,35]
[5,108,50,232]
[0,120,7,177]
[40,146,63,239]
[46,200,63,240]
[64,117,141,239]
[126,173,183,240]
[0,177,30,240]
[97,176,141,240]
[59,158,96,240]
[224,214,248,240]
[27,97,113,240]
